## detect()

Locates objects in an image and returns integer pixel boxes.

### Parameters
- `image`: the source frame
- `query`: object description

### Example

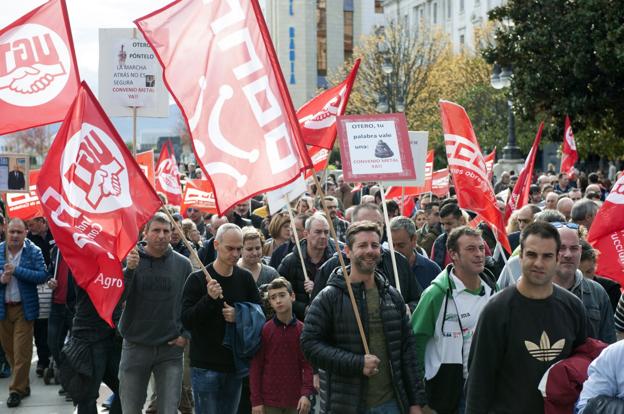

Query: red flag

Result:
[5,169,44,220]
[136,0,311,214]
[587,175,624,283]
[180,179,218,215]
[304,145,330,179]
[135,150,155,186]
[561,116,578,175]
[385,150,434,198]
[297,59,360,149]
[431,168,450,197]
[440,100,510,252]
[0,0,80,135]
[155,141,182,205]
[505,123,543,223]
[36,82,162,326]
[484,147,496,182]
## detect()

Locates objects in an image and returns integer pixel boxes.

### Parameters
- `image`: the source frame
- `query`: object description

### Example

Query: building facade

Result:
[382,0,506,52]
[261,0,385,107]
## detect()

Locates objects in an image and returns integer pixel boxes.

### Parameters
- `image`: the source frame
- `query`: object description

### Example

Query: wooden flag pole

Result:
[311,172,369,354]
[285,194,310,283]
[378,183,402,293]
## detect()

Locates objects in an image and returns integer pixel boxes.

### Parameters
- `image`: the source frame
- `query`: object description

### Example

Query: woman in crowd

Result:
[262,212,291,260]
[238,226,279,287]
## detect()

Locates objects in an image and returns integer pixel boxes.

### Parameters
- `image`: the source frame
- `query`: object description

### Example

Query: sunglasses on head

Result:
[551,222,579,230]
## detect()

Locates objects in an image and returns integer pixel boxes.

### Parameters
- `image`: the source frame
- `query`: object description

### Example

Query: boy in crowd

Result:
[250,277,313,414]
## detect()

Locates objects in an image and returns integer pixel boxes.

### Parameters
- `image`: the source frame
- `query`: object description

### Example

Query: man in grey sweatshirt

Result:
[118,212,193,414]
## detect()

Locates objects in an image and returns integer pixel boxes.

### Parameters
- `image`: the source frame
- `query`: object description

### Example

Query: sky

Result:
[2,0,174,95]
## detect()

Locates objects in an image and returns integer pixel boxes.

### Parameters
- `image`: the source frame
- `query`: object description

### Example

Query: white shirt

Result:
[4,247,23,303]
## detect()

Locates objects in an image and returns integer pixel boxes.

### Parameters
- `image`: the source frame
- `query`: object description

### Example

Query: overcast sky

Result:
[2,0,174,94]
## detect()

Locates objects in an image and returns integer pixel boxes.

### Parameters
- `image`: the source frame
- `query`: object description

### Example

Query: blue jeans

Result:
[191,368,241,414]
[366,399,401,414]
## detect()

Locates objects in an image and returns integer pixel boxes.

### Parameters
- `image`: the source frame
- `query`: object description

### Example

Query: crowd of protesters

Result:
[0,163,624,414]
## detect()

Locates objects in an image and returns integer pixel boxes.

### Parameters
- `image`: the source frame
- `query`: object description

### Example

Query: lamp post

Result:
[491,64,522,160]
[376,41,405,114]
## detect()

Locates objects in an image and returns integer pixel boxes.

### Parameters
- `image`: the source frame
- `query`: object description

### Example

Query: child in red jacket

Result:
[250,277,313,414]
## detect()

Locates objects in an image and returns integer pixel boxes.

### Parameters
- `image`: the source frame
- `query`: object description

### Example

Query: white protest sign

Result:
[98,28,168,117]
[266,174,307,215]
[383,131,428,186]
[337,113,416,183]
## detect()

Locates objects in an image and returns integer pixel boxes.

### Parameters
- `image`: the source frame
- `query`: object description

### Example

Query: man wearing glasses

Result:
[551,221,616,343]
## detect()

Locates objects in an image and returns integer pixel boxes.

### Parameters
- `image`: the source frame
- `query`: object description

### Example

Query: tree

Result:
[330,22,537,168]
[484,0,624,159]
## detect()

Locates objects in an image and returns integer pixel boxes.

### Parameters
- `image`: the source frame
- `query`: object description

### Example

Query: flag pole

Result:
[161,207,215,284]
[401,186,405,215]
[378,182,402,293]
[311,172,369,354]
[285,194,310,283]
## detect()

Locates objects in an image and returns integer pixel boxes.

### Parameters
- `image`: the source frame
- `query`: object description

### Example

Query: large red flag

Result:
[136,0,311,214]
[297,59,360,149]
[0,0,80,135]
[431,168,450,197]
[5,169,44,220]
[135,149,155,186]
[155,141,182,206]
[180,179,218,215]
[505,123,543,223]
[561,115,578,175]
[385,150,434,198]
[440,100,511,252]
[587,175,624,284]
[484,147,496,182]
[36,82,162,326]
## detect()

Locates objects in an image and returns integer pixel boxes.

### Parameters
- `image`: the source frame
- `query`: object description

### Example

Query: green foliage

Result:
[485,0,624,159]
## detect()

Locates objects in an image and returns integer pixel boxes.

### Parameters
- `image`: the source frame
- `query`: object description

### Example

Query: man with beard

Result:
[415,202,441,256]
[301,221,426,414]
[552,222,615,343]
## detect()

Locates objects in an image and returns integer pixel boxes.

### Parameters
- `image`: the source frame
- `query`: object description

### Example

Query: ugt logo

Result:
[0,23,71,106]
[61,123,132,213]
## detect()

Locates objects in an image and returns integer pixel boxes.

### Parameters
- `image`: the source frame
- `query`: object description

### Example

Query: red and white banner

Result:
[36,82,161,326]
[0,0,80,135]
[588,175,624,284]
[5,169,44,220]
[505,123,543,223]
[304,145,330,179]
[440,100,510,252]
[135,149,155,186]
[432,168,450,197]
[484,147,496,182]
[385,150,434,198]
[136,0,311,214]
[297,59,360,149]
[561,115,578,176]
[155,141,182,206]
[180,179,218,215]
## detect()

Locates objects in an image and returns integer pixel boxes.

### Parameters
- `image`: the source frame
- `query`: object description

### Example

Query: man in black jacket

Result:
[301,221,426,414]
[278,214,336,321]
[312,203,422,311]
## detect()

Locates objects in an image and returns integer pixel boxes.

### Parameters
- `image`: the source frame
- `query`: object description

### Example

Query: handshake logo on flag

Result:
[0,23,71,106]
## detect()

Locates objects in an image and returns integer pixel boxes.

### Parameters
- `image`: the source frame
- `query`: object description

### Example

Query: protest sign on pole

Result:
[337,113,417,293]
[180,179,218,215]
[135,149,155,186]
[5,169,43,220]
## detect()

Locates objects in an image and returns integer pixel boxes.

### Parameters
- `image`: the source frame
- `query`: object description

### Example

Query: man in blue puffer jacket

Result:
[0,218,49,408]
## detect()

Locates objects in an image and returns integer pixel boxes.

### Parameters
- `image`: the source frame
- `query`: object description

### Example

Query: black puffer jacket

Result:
[312,248,422,312]
[277,239,337,321]
[301,267,427,413]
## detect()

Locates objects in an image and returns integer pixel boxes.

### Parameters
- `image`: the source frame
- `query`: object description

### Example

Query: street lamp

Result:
[491,63,521,160]
[376,40,405,114]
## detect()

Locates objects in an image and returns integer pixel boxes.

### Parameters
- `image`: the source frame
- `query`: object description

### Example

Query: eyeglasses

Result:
[551,222,579,230]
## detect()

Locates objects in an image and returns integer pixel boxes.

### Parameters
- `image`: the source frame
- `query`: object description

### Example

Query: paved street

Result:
[0,356,112,414]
